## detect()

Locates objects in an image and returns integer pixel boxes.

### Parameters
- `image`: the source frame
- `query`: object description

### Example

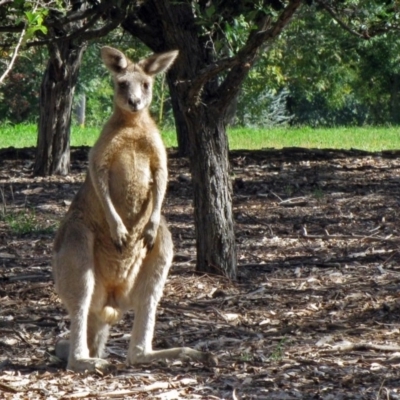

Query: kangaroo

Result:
[52,46,216,373]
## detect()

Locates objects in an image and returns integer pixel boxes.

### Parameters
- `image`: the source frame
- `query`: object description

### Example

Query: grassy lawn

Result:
[228,126,400,151]
[0,123,399,151]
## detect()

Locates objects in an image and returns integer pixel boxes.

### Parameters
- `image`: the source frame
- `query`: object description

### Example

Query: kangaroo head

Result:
[101,46,179,113]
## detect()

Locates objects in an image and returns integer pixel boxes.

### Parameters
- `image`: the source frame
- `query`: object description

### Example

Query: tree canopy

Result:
[1,1,399,128]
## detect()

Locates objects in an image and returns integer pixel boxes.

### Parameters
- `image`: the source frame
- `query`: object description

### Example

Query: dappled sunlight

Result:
[1,147,400,398]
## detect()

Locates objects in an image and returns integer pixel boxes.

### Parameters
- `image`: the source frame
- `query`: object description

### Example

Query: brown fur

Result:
[52,46,216,372]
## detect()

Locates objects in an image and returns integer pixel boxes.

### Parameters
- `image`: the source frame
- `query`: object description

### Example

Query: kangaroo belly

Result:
[109,151,153,226]
[95,238,147,283]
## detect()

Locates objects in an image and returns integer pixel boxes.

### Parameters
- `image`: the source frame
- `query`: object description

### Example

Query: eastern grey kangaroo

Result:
[52,46,216,372]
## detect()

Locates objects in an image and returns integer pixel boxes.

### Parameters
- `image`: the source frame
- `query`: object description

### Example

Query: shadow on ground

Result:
[1,147,400,399]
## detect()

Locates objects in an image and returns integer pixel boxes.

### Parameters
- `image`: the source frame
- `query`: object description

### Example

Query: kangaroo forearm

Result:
[150,168,167,222]
[89,162,121,227]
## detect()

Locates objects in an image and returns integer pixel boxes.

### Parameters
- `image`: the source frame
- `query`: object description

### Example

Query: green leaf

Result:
[205,4,215,19]
[25,11,35,24]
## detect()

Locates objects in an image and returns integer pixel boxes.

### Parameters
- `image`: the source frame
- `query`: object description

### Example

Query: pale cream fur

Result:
[52,46,216,372]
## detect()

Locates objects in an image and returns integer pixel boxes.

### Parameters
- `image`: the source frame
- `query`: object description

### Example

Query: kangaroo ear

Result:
[138,50,179,76]
[101,46,128,73]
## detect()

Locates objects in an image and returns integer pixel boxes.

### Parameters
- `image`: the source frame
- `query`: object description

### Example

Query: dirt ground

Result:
[1,146,400,399]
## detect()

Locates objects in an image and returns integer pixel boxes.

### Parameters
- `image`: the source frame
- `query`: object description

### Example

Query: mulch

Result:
[1,146,400,399]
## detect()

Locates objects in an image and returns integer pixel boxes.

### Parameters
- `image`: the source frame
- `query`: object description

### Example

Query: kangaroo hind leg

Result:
[53,223,112,373]
[87,311,110,359]
[127,217,217,366]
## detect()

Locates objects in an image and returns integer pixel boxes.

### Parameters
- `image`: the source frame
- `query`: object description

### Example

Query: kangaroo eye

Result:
[143,82,150,91]
[118,81,128,89]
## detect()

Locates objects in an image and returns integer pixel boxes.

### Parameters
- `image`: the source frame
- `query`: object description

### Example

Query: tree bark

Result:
[390,74,400,124]
[34,38,86,176]
[185,106,237,278]
[76,93,86,127]
[166,72,191,156]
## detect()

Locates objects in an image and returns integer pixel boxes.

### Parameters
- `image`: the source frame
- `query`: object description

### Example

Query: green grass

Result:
[227,126,400,151]
[70,126,103,147]
[0,124,178,149]
[269,337,289,361]
[0,123,37,148]
[1,124,400,152]
[1,208,57,236]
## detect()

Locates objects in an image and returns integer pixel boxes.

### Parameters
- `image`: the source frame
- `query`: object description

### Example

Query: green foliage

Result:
[223,15,253,55]
[239,352,254,362]
[313,188,325,200]
[2,208,56,236]
[1,0,50,42]
[282,8,400,126]
[73,41,115,126]
[24,8,48,39]
[0,48,46,123]
[235,5,400,127]
[0,1,49,123]
[1,1,400,129]
[325,0,400,37]
[4,209,38,235]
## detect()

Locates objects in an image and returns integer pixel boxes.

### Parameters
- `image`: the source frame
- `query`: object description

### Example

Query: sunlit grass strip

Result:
[0,123,37,148]
[1,124,400,152]
[71,126,101,147]
[0,124,179,149]
[228,126,400,152]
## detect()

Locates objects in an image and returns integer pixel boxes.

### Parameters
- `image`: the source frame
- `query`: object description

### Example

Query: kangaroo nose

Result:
[128,98,141,110]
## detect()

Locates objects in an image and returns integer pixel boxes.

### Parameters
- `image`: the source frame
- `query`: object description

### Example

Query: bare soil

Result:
[1,146,400,399]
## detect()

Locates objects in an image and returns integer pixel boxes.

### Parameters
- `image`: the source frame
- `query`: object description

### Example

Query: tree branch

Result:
[0,27,26,85]
[28,18,121,46]
[314,0,365,39]
[43,0,121,27]
[188,56,240,102]
[0,23,25,33]
[122,17,164,52]
[28,0,130,47]
[212,0,302,111]
[45,6,101,26]
[79,16,124,41]
[316,0,400,38]
[122,0,179,53]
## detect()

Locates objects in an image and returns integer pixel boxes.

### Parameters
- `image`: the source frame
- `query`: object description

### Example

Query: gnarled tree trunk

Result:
[34,39,86,176]
[185,107,237,278]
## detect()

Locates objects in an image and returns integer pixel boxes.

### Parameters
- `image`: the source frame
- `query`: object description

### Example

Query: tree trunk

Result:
[168,51,238,278]
[186,106,237,279]
[390,74,400,124]
[76,93,86,128]
[167,72,190,156]
[34,40,86,176]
